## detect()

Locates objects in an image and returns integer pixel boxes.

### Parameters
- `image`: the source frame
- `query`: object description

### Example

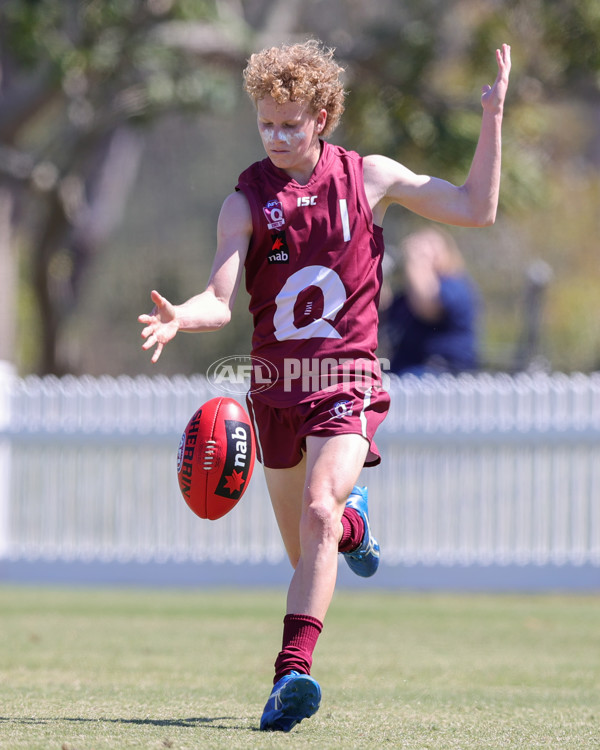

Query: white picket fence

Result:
[1,368,600,573]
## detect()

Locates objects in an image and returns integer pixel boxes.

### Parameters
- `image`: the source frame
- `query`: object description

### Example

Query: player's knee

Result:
[301,497,339,546]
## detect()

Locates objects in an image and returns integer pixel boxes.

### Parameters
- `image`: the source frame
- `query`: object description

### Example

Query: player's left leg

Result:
[287,432,369,620]
[260,433,369,732]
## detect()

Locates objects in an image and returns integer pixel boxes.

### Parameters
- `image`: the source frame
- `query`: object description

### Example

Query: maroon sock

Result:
[273,614,323,684]
[338,506,364,553]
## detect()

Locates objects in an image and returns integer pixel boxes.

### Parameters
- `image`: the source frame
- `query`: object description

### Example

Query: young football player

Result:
[139,39,511,731]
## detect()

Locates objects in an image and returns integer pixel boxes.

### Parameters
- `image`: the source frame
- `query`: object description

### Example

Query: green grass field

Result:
[1,585,599,749]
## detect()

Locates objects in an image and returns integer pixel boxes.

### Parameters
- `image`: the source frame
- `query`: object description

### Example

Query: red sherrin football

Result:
[177,397,256,520]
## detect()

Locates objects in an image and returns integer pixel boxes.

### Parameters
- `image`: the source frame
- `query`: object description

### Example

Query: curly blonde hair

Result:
[243,39,346,137]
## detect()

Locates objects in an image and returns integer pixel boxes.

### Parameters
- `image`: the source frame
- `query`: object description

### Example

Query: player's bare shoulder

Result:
[363,153,432,224]
[363,154,415,223]
[218,190,253,237]
[363,154,393,197]
[213,190,253,273]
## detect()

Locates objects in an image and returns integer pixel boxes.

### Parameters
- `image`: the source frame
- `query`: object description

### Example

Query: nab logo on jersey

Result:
[267,232,289,264]
[297,196,317,207]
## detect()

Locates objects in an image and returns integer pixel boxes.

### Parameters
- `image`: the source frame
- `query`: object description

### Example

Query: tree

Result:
[0,0,249,374]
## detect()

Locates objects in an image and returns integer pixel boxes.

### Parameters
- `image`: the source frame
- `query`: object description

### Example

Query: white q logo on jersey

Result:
[273,265,346,341]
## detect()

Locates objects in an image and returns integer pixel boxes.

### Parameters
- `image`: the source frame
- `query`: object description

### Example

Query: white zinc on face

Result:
[260,127,307,146]
[256,96,324,149]
[256,95,327,182]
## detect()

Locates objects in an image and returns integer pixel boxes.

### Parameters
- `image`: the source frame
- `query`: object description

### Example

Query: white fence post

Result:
[0,360,15,557]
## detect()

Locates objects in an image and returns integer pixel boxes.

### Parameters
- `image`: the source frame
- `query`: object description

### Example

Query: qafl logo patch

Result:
[263,199,286,230]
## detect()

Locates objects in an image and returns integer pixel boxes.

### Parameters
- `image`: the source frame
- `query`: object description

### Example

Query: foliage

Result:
[342,0,600,203]
[339,0,600,372]
[0,0,248,374]
[3,0,600,374]
[343,2,483,182]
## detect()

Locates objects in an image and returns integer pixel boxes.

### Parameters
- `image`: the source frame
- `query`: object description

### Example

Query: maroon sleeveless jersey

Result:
[236,141,385,406]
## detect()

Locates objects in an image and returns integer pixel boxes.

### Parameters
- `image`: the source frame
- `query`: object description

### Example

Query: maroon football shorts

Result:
[246,384,390,470]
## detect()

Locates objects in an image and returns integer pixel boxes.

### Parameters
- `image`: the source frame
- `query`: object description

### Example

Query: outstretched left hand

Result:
[481,43,511,114]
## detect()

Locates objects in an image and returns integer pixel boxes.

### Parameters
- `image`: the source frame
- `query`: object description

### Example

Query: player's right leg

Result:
[340,485,380,577]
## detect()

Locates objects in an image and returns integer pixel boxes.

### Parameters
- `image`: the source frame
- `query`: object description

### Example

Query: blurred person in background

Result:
[382,227,481,376]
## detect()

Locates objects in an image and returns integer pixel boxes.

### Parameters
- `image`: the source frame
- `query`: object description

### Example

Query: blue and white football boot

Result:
[260,670,321,732]
[342,485,380,577]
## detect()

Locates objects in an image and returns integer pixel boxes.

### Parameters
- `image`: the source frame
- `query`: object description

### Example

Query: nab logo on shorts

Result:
[267,232,290,264]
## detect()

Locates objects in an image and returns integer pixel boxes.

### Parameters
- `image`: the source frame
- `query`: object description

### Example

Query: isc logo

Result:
[297,196,317,207]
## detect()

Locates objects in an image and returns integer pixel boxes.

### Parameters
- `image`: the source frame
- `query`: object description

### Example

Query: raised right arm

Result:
[138,190,252,363]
